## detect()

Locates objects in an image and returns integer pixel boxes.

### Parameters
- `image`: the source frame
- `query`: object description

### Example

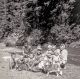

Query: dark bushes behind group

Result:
[0,0,80,47]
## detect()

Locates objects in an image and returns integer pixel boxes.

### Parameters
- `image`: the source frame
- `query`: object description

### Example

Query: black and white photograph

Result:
[0,0,80,79]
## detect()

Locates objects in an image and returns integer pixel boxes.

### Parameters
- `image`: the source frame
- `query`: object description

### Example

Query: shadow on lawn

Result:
[67,47,80,66]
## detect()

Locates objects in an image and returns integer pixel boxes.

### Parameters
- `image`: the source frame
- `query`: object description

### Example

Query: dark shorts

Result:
[60,63,65,68]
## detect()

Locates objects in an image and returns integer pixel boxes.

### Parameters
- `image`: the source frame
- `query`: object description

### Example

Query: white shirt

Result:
[60,49,68,61]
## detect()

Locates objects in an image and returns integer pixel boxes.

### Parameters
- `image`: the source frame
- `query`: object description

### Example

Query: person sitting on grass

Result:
[29,45,43,71]
[37,44,53,72]
[47,48,62,76]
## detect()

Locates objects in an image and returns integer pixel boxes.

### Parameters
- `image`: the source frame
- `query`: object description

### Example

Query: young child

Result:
[53,49,62,76]
[53,49,60,63]
[47,49,62,76]
[60,44,68,69]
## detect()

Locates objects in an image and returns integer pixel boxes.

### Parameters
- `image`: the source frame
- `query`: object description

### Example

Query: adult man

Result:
[29,45,42,71]
[60,44,68,69]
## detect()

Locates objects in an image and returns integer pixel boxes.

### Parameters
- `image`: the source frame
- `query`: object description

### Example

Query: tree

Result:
[0,0,77,46]
[49,0,76,44]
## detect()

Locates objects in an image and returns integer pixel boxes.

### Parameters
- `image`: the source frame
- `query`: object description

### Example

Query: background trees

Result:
[1,0,80,47]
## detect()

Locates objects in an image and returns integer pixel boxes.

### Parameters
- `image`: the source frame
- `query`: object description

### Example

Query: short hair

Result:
[60,44,65,49]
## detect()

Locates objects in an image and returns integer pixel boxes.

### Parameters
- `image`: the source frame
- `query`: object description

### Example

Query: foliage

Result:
[1,0,80,46]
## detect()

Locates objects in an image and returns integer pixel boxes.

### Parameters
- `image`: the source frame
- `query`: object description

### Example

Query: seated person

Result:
[47,49,62,76]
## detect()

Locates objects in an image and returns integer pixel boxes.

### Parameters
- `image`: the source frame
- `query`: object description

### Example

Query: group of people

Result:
[10,44,68,76]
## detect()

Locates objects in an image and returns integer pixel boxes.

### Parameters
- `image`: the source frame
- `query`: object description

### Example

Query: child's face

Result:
[60,45,65,50]
[37,50,42,55]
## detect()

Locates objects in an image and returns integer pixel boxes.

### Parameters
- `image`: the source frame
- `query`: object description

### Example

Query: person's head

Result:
[60,44,65,50]
[52,45,56,51]
[37,45,42,55]
[37,50,42,55]
[37,45,42,50]
[54,49,60,56]
[48,45,53,50]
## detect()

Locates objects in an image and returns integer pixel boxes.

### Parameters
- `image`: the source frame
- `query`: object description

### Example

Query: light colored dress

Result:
[60,49,68,64]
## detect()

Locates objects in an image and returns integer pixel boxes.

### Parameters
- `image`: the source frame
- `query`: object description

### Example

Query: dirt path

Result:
[0,44,80,79]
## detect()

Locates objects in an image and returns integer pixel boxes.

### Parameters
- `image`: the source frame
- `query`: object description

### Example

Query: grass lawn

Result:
[0,44,80,79]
